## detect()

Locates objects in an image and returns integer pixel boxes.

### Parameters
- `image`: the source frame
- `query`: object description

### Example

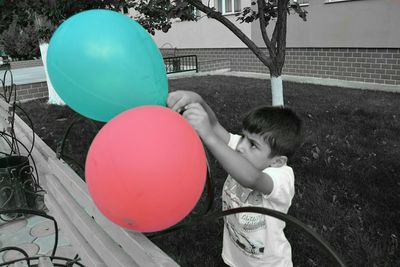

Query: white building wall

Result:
[252,0,400,48]
[134,0,400,49]
[149,0,253,48]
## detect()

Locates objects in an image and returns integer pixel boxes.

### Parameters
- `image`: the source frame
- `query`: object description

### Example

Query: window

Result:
[325,0,354,3]
[293,0,309,6]
[192,7,201,18]
[216,0,241,15]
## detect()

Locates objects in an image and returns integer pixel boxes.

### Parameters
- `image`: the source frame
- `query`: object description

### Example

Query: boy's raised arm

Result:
[203,133,274,195]
[183,103,274,195]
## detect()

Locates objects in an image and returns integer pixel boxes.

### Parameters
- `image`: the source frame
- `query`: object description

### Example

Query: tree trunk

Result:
[271,75,284,106]
[39,43,65,105]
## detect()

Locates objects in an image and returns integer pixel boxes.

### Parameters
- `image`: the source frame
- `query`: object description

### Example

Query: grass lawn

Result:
[17,75,400,266]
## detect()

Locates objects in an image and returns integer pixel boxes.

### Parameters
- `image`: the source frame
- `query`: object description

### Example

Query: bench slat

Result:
[45,193,106,267]
[38,256,54,267]
[46,173,138,267]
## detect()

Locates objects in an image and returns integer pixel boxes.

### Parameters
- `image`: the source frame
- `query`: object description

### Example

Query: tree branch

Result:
[271,18,278,48]
[187,0,272,68]
[257,0,275,58]
[276,0,288,74]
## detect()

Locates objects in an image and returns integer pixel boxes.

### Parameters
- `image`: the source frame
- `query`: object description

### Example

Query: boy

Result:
[167,90,302,267]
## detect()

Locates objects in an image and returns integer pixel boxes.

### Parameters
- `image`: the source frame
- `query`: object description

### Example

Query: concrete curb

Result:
[2,66,399,93]
[172,70,400,93]
[225,71,400,93]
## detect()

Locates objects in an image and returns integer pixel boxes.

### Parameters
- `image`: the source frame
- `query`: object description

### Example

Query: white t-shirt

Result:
[221,134,295,267]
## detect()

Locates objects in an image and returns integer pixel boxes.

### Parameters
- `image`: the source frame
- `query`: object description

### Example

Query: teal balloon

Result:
[47,9,168,122]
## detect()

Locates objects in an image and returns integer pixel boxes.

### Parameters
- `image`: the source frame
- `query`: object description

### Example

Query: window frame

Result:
[192,7,201,18]
[325,0,356,4]
[216,0,241,15]
[293,0,310,7]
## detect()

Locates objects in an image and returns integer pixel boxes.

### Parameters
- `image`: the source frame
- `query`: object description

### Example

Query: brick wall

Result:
[161,47,400,86]
[6,47,399,103]
[199,59,230,72]
[13,82,48,102]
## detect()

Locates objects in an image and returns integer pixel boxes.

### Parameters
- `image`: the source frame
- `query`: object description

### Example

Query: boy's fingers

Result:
[171,97,188,112]
[182,107,197,117]
[185,103,207,116]
[182,107,203,119]
[166,99,175,109]
[184,102,202,110]
[167,93,179,108]
[167,95,182,110]
[167,91,187,107]
[182,112,197,122]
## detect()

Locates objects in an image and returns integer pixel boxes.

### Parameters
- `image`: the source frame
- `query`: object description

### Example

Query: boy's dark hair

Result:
[242,106,303,158]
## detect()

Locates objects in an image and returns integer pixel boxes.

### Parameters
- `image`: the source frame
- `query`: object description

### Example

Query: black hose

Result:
[148,207,346,267]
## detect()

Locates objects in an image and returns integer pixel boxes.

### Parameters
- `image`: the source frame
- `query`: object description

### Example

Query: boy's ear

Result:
[271,155,287,167]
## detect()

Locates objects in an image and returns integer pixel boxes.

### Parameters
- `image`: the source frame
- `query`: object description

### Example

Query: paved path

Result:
[0,214,79,265]
[0,66,46,85]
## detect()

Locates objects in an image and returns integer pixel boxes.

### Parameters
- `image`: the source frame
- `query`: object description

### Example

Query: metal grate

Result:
[163,55,198,74]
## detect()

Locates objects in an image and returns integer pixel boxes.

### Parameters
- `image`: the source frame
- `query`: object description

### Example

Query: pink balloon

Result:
[85,106,207,232]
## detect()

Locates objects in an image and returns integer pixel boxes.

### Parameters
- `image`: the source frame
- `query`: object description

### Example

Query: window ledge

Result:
[325,0,358,4]
[292,0,309,6]
[221,11,241,16]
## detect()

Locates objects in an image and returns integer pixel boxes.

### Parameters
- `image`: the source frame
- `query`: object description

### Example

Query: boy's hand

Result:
[182,103,214,141]
[167,90,202,113]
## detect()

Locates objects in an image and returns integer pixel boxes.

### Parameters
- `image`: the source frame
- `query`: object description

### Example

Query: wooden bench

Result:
[0,97,178,266]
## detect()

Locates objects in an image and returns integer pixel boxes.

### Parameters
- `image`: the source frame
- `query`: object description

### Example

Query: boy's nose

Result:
[236,142,245,153]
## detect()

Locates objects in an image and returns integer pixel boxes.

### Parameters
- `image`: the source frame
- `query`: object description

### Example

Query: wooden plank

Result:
[0,117,9,132]
[0,98,11,135]
[47,158,179,267]
[45,193,106,267]
[0,134,12,154]
[28,149,51,188]
[13,114,57,159]
[0,98,11,113]
[46,174,139,267]
[11,262,28,267]
[38,257,54,267]
[47,158,88,212]
[11,113,56,188]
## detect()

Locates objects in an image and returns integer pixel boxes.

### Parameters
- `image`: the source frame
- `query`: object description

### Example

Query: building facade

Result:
[150,0,400,87]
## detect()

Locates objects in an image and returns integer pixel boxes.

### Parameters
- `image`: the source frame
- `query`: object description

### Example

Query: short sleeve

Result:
[227,133,242,150]
[262,166,295,212]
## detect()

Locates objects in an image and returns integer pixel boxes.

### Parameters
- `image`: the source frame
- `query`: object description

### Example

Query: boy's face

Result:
[236,130,277,170]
